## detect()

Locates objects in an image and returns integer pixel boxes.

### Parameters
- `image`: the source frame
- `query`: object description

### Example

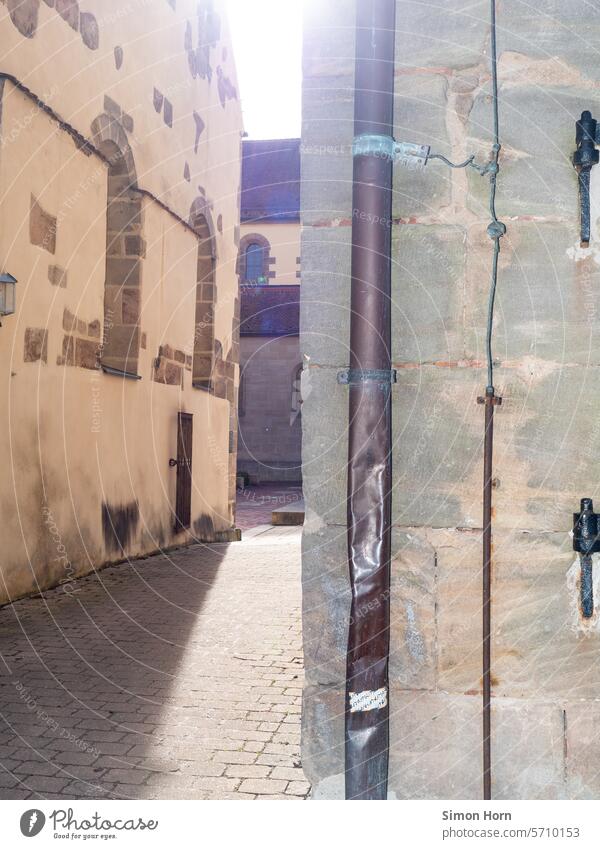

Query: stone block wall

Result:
[301,0,600,799]
[238,335,302,483]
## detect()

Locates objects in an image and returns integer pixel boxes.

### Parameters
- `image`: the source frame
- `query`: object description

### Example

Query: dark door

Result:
[175,412,193,531]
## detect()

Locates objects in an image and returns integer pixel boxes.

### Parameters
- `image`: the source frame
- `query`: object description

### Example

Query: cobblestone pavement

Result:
[0,525,308,800]
[235,485,304,530]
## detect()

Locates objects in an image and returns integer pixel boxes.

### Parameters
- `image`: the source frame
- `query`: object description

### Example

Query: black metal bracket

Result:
[573,111,600,247]
[477,391,503,407]
[573,497,600,618]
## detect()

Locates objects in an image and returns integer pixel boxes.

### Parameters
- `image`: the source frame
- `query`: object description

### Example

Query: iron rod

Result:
[480,0,503,801]
[481,388,500,800]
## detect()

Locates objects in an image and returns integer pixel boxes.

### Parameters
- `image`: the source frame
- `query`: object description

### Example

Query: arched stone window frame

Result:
[237,232,273,284]
[190,198,217,391]
[291,363,303,413]
[238,367,246,418]
[91,113,144,379]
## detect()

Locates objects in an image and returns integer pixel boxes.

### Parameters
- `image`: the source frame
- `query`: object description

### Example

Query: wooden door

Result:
[175,412,193,531]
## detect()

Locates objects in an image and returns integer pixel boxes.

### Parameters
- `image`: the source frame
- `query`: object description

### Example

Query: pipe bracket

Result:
[393,141,430,170]
[352,133,430,170]
[337,368,397,386]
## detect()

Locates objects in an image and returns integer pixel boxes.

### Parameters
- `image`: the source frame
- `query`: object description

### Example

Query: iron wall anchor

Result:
[573,497,600,618]
[573,111,600,247]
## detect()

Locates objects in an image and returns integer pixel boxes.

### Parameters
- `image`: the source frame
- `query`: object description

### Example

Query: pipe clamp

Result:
[337,368,397,385]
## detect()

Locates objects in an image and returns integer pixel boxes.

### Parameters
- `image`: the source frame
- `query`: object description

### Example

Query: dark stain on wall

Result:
[5,0,99,50]
[185,0,221,82]
[48,264,67,288]
[79,11,98,49]
[152,88,173,128]
[102,500,140,555]
[30,194,57,254]
[153,87,164,113]
[56,0,78,31]
[216,66,237,108]
[6,0,39,38]
[114,45,123,69]
[193,111,205,153]
[193,513,215,541]
[163,98,173,128]
[24,327,48,363]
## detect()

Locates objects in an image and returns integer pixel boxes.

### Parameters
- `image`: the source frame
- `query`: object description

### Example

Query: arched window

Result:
[237,233,272,284]
[290,363,303,425]
[189,204,216,391]
[238,369,246,417]
[245,243,264,284]
[91,115,143,378]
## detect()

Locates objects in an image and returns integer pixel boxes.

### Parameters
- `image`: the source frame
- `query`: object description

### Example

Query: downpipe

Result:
[344,0,396,801]
[341,0,505,801]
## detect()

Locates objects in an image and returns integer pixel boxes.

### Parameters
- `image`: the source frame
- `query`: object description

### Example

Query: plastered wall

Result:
[0,0,243,604]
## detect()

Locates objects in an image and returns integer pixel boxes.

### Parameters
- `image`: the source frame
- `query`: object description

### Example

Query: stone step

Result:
[271,508,305,526]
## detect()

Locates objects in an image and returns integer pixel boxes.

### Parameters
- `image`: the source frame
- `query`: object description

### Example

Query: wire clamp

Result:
[337,368,397,386]
[487,221,506,240]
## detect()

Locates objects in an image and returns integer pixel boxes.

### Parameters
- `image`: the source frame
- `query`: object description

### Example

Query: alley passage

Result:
[0,525,307,800]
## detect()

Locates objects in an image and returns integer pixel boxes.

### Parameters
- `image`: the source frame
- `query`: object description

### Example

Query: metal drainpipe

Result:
[344,0,396,801]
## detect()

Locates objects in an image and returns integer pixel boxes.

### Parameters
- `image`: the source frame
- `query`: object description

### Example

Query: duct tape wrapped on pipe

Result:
[349,688,388,713]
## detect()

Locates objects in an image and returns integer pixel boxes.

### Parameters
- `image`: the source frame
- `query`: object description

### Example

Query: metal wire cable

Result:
[428,0,504,393]
[428,2,505,391]
[427,152,476,169]
[485,0,505,393]
[426,152,493,175]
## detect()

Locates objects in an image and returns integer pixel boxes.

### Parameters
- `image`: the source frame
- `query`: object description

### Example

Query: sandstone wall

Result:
[301,0,600,799]
[238,335,302,484]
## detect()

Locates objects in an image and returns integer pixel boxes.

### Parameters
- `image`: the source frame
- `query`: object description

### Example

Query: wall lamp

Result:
[0,273,17,321]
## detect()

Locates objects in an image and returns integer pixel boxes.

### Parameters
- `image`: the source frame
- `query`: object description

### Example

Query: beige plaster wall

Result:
[0,0,242,605]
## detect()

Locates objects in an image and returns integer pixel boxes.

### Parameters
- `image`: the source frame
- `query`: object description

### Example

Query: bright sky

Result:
[227,0,303,140]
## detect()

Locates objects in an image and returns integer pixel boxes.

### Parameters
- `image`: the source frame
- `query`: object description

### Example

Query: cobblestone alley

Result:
[0,522,307,800]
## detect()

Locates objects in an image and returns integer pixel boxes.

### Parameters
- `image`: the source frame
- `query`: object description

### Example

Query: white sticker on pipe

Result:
[349,687,388,713]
